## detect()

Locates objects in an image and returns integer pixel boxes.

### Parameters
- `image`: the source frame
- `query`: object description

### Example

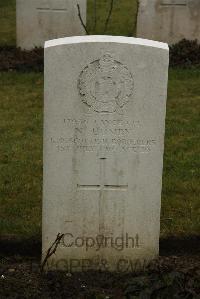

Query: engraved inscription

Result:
[50,116,157,154]
[52,137,156,153]
[78,54,134,113]
[64,117,141,135]
[49,116,157,153]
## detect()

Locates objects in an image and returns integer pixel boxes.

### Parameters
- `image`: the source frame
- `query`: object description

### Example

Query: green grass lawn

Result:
[0,0,138,46]
[87,0,138,36]
[0,73,43,239]
[0,0,16,46]
[0,70,199,240]
[161,69,200,237]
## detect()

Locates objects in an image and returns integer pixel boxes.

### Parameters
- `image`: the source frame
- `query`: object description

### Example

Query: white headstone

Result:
[137,0,200,44]
[16,0,87,50]
[43,36,169,272]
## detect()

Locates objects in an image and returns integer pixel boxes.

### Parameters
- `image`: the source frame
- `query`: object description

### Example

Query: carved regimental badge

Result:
[78,54,134,113]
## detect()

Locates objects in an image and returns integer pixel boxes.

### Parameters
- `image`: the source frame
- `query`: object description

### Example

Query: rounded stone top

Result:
[45,35,169,50]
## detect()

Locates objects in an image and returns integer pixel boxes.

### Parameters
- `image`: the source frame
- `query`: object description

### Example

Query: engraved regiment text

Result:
[50,117,157,153]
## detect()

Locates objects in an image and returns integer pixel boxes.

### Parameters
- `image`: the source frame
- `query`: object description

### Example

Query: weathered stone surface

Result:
[137,0,200,44]
[43,36,169,272]
[16,0,86,50]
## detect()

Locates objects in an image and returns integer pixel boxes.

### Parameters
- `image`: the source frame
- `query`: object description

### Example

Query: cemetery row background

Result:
[1,0,200,70]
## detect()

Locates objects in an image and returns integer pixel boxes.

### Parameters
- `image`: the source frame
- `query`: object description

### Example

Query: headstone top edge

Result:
[44,35,169,51]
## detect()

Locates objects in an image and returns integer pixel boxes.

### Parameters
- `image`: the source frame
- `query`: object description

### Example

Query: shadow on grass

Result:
[0,235,41,257]
[0,235,199,257]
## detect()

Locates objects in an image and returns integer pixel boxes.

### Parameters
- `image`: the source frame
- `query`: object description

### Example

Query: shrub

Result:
[169,39,200,68]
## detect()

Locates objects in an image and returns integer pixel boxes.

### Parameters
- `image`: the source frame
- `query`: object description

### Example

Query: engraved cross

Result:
[77,158,128,192]
[77,158,128,232]
[161,0,187,7]
[160,0,187,38]
[36,3,68,37]
[37,4,68,13]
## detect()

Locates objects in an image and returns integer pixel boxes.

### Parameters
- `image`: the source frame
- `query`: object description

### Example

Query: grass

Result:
[0,0,16,46]
[161,69,200,237]
[87,0,138,36]
[0,0,138,46]
[0,70,199,240]
[0,73,43,239]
